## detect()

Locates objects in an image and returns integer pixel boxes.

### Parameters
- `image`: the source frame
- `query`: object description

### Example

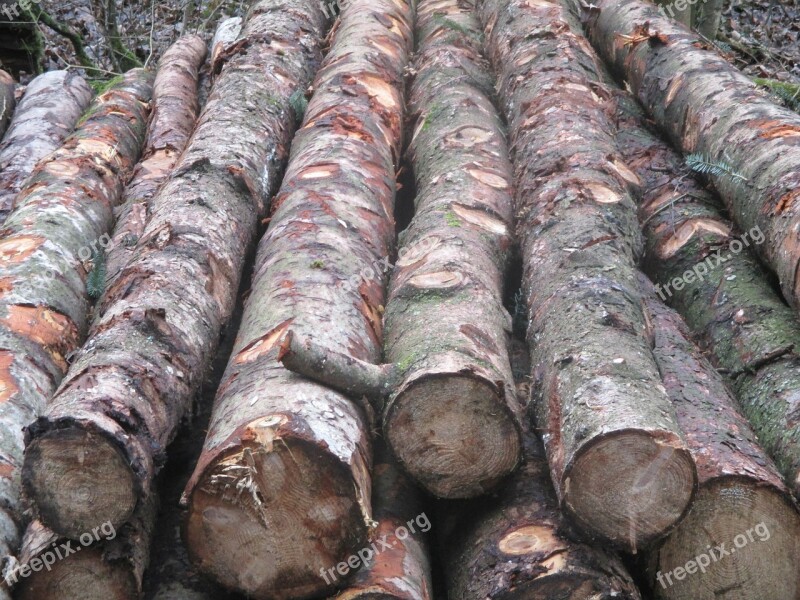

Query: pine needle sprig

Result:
[685,152,748,183]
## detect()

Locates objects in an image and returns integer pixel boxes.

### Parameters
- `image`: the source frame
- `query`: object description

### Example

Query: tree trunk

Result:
[0,69,151,597]
[642,279,800,600]
[0,70,93,220]
[11,496,156,600]
[442,340,642,600]
[577,0,800,315]
[327,443,433,600]
[210,17,243,76]
[695,0,725,38]
[478,0,696,552]
[280,0,523,499]
[104,35,208,290]
[613,90,800,498]
[22,0,328,543]
[183,1,412,598]
[0,69,15,139]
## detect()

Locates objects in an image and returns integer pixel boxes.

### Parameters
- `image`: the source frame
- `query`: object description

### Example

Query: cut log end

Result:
[185,438,368,600]
[23,427,137,538]
[15,546,137,600]
[655,480,800,600]
[385,375,521,498]
[564,431,696,551]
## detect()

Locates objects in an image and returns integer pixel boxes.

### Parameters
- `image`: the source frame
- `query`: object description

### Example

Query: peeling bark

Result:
[613,91,800,499]
[576,0,800,315]
[23,0,327,544]
[642,279,800,600]
[183,1,413,598]
[210,17,243,76]
[0,70,93,220]
[0,70,14,139]
[12,496,156,600]
[442,340,642,600]
[0,69,151,596]
[280,0,523,499]
[479,0,696,551]
[105,35,208,290]
[329,444,432,600]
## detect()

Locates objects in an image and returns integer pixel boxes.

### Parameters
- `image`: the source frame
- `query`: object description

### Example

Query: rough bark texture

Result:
[643,280,800,600]
[210,17,243,76]
[577,0,800,315]
[329,444,432,600]
[0,69,14,140]
[0,69,151,598]
[442,340,642,600]
[184,1,413,597]
[479,0,696,552]
[0,70,93,220]
[104,35,208,290]
[280,0,523,499]
[23,0,327,543]
[613,91,800,498]
[12,496,156,600]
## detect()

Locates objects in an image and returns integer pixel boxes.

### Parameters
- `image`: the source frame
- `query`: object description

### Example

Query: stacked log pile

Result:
[0,0,798,599]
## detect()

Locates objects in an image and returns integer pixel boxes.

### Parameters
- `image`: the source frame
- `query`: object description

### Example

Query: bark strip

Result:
[642,278,800,600]
[613,90,800,498]
[0,69,151,595]
[105,35,208,289]
[328,444,432,600]
[23,0,327,543]
[0,70,93,220]
[184,1,413,597]
[478,0,696,551]
[576,0,800,314]
[0,70,15,140]
[281,0,523,499]
[11,496,156,600]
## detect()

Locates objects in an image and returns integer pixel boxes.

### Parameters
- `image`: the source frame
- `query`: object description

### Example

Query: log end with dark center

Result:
[563,430,696,552]
[384,374,521,499]
[184,437,368,600]
[23,427,137,539]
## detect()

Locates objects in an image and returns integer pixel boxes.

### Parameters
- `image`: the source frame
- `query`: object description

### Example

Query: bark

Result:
[642,278,800,600]
[0,69,14,139]
[328,444,432,600]
[210,17,243,76]
[613,90,800,498]
[479,0,696,552]
[0,70,93,220]
[23,0,327,543]
[183,1,412,598]
[11,496,156,600]
[694,0,724,39]
[577,0,800,315]
[442,363,642,600]
[0,69,150,597]
[281,0,523,499]
[104,35,208,291]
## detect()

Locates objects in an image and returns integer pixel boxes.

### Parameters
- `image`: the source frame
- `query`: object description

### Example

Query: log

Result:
[104,35,208,290]
[0,69,151,597]
[442,338,642,600]
[327,444,432,600]
[0,70,93,220]
[642,278,800,600]
[11,496,156,600]
[22,0,328,542]
[478,0,696,551]
[183,0,413,597]
[280,0,523,498]
[613,90,800,498]
[210,17,243,75]
[576,0,800,315]
[0,69,14,139]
